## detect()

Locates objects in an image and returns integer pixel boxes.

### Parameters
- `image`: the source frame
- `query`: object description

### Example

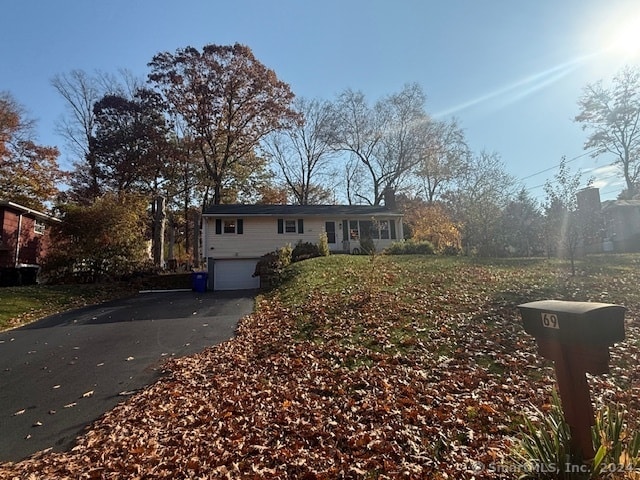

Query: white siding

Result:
[203,216,402,259]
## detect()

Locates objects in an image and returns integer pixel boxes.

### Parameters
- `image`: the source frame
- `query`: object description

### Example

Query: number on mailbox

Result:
[541,312,559,329]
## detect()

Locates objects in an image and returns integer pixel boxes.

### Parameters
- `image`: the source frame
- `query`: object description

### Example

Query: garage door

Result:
[212,259,260,291]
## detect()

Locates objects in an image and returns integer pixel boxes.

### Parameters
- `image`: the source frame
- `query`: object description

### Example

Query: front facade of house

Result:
[201,204,404,291]
[0,201,59,285]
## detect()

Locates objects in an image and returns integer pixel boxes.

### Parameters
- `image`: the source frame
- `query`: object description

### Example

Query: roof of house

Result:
[202,204,403,217]
[602,199,640,210]
[0,200,61,222]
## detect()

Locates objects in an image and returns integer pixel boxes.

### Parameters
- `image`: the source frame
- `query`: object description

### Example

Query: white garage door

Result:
[213,259,260,291]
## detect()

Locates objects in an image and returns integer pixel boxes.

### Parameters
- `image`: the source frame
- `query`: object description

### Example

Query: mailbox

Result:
[517,299,626,462]
[519,300,625,345]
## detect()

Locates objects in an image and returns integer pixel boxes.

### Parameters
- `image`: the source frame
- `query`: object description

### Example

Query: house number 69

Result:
[541,313,559,329]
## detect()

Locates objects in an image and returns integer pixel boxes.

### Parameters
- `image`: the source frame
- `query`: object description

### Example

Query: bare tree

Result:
[51,69,145,202]
[575,65,640,199]
[444,151,516,256]
[543,158,592,274]
[328,84,429,205]
[416,118,470,203]
[262,97,335,204]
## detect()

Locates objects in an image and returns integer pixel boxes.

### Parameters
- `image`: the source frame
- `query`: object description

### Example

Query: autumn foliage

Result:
[1,255,639,478]
[403,202,462,254]
[0,92,65,210]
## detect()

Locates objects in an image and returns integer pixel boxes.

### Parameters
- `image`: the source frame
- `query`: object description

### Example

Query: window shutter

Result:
[215,219,222,235]
[237,219,243,234]
[390,220,396,239]
[277,219,284,234]
[298,219,304,234]
[342,220,348,241]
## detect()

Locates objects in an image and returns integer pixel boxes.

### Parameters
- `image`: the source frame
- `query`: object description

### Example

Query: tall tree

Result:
[52,69,145,202]
[575,65,640,199]
[376,83,430,202]
[416,118,470,203]
[263,97,335,204]
[444,151,515,256]
[500,188,545,256]
[328,84,429,205]
[89,88,171,195]
[0,92,65,210]
[148,43,299,205]
[543,158,591,274]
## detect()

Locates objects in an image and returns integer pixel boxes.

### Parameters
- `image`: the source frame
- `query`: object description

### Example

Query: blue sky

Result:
[3,0,639,203]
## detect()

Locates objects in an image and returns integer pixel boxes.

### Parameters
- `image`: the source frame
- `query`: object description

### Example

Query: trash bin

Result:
[191,271,208,293]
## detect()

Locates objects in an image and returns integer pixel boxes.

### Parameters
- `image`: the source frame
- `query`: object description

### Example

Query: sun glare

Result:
[608,14,640,58]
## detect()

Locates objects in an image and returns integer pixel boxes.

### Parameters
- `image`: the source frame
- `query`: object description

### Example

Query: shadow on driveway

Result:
[0,290,256,463]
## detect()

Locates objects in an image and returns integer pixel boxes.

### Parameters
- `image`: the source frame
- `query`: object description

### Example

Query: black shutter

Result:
[390,220,396,239]
[215,219,222,235]
[277,219,284,234]
[298,219,304,234]
[343,220,349,241]
[237,219,243,234]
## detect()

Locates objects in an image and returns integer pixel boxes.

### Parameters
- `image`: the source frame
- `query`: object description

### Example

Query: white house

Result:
[201,204,404,290]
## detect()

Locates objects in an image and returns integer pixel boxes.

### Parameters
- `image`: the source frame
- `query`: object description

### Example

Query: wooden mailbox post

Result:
[518,300,626,460]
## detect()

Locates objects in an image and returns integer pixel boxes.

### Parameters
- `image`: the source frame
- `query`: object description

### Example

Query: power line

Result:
[519,150,596,181]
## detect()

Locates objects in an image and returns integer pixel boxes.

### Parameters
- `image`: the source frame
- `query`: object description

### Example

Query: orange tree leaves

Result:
[1,256,639,479]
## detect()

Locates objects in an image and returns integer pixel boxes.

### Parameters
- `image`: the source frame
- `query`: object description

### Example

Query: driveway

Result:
[0,290,255,463]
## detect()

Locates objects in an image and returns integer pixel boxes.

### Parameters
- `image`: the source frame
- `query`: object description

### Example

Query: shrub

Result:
[359,236,376,255]
[383,240,435,255]
[253,244,292,289]
[442,244,461,256]
[292,241,321,262]
[318,232,330,257]
[279,243,293,267]
[42,193,149,283]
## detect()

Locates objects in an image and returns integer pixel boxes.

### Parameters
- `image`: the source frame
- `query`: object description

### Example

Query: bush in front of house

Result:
[358,236,376,255]
[384,240,435,255]
[292,241,321,262]
[253,244,292,289]
[318,232,330,257]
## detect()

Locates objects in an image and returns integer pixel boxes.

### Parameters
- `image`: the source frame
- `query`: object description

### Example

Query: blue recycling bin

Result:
[191,271,208,293]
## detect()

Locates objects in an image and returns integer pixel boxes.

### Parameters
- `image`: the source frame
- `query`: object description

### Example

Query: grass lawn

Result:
[1,254,639,478]
[0,273,191,332]
[0,283,138,331]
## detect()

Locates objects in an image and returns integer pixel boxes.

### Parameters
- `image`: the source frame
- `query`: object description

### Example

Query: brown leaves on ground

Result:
[1,257,638,479]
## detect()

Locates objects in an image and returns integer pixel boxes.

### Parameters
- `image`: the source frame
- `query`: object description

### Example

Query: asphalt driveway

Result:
[0,289,255,463]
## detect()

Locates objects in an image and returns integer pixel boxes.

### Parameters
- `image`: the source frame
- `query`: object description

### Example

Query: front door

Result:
[325,221,336,244]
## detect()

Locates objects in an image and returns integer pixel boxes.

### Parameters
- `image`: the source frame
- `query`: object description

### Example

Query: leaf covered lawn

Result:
[1,255,639,479]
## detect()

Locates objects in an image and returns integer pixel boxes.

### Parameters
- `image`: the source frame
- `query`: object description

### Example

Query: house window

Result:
[379,220,390,239]
[349,220,359,240]
[215,218,243,234]
[224,220,236,234]
[277,219,304,234]
[285,220,297,233]
[34,220,46,235]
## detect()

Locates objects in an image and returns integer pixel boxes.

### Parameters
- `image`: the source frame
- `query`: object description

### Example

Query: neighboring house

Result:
[601,199,640,252]
[0,200,60,286]
[201,204,404,291]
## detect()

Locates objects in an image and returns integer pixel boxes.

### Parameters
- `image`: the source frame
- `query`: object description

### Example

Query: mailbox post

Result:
[518,300,625,460]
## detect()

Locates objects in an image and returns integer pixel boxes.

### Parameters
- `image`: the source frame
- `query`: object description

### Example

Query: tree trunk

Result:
[153,196,166,268]
[192,210,201,269]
